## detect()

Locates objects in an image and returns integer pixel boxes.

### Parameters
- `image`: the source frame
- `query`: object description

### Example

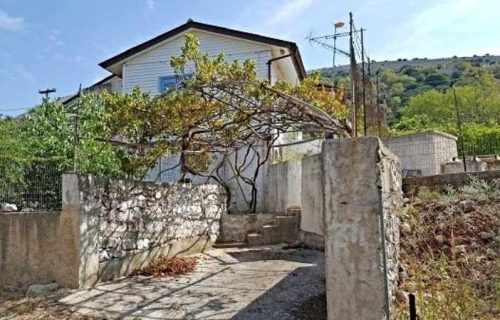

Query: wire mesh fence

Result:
[0,157,63,212]
[459,135,500,157]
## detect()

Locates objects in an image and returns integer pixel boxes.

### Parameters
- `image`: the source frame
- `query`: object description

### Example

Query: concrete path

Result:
[59,246,325,319]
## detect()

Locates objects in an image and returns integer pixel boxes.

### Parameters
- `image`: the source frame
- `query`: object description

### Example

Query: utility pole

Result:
[72,84,82,173]
[453,86,467,172]
[376,70,381,137]
[38,88,56,101]
[349,12,357,137]
[361,28,367,136]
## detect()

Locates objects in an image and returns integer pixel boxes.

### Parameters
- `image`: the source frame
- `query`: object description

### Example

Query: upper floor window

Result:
[159,74,192,93]
[159,75,180,93]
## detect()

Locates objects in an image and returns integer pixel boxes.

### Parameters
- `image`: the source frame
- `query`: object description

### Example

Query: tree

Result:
[102,33,350,212]
[22,95,124,176]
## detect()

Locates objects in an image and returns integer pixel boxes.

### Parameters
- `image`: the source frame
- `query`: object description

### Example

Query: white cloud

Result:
[268,0,314,26]
[146,0,155,10]
[0,9,24,31]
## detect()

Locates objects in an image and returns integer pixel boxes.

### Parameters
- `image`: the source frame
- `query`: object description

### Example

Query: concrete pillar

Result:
[61,174,99,288]
[322,137,401,320]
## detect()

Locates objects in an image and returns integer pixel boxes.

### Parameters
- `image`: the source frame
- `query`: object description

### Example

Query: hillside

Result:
[315,54,500,78]
[314,54,500,133]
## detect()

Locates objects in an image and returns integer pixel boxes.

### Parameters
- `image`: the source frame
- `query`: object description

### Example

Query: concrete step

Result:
[261,224,280,244]
[247,233,266,247]
[213,241,247,249]
[274,215,299,242]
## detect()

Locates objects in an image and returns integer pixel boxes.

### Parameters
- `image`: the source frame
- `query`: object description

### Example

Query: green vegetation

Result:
[0,95,126,183]
[1,33,348,212]
[320,57,500,154]
[396,178,500,319]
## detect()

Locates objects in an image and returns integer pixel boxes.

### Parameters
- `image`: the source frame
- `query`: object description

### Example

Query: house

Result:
[70,19,306,100]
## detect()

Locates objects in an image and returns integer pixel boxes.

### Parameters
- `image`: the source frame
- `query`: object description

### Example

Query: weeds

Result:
[395,179,500,319]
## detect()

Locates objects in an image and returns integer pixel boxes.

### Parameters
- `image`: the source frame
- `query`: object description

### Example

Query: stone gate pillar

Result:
[322,137,402,320]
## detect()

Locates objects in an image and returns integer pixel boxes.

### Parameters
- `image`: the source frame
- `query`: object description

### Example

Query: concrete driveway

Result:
[59,246,325,319]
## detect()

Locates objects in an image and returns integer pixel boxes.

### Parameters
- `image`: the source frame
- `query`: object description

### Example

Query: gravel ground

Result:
[1,246,325,320]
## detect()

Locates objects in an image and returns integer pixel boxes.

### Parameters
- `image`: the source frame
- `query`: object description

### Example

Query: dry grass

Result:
[131,256,199,278]
[395,178,500,319]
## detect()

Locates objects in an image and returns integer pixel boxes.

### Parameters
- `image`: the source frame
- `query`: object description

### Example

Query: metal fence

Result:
[0,158,63,212]
[459,135,500,157]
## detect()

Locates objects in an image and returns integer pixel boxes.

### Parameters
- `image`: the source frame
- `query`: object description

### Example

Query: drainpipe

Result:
[267,54,292,83]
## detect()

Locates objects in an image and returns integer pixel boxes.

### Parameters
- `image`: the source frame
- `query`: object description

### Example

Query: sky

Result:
[1,0,499,115]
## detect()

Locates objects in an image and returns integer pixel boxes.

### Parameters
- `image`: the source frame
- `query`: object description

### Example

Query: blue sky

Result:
[1,0,499,115]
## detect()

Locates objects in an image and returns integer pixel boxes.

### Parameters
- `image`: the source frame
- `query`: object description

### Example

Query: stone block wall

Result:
[78,175,226,281]
[323,137,402,320]
[219,213,277,242]
[79,176,224,260]
[442,158,488,174]
[384,131,457,176]
[403,170,500,195]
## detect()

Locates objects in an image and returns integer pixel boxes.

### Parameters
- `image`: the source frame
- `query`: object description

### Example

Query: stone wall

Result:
[219,213,277,243]
[441,158,488,174]
[323,137,402,320]
[403,170,500,195]
[78,175,226,281]
[384,131,457,176]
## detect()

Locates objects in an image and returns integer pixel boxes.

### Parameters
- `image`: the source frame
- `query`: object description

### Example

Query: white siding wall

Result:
[110,76,122,93]
[122,30,274,94]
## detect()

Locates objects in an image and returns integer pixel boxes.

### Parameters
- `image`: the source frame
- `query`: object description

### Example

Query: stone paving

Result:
[59,246,325,319]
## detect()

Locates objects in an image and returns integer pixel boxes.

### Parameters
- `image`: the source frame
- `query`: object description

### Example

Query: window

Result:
[159,75,180,93]
[159,74,192,93]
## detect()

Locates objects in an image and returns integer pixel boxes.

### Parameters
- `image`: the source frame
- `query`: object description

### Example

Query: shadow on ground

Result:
[54,246,325,319]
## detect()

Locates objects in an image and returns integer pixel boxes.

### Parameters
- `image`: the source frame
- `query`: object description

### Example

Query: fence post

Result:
[409,293,417,320]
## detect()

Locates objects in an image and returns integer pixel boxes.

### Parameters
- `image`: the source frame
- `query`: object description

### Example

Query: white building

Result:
[75,19,306,98]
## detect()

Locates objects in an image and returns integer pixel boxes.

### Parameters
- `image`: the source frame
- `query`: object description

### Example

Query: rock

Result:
[399,269,409,282]
[395,290,409,303]
[1,203,18,212]
[403,197,411,204]
[99,250,110,261]
[459,200,474,213]
[480,231,495,240]
[494,235,500,244]
[137,238,150,250]
[401,223,412,234]
[486,248,497,257]
[455,245,467,254]
[119,202,129,211]
[21,207,35,212]
[435,235,445,244]
[26,283,59,297]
